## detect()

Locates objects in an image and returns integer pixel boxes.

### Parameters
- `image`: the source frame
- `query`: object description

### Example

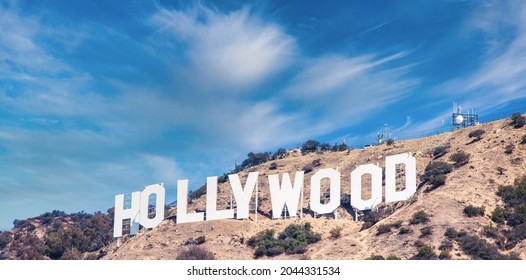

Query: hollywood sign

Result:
[113,153,416,238]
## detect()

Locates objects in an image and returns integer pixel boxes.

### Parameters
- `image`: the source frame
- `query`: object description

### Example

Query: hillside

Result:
[3,116,526,260]
[102,116,526,260]
[0,210,113,260]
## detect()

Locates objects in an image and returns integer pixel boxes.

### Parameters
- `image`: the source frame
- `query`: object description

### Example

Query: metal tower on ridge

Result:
[452,102,479,130]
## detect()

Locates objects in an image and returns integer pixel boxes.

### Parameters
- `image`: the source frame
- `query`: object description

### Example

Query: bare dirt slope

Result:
[104,117,526,260]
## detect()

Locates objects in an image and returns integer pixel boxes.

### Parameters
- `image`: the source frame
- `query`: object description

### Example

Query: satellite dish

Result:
[455,115,464,125]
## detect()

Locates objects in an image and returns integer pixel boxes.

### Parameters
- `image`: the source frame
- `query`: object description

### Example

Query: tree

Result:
[240,152,271,169]
[272,148,287,160]
[301,140,320,155]
[319,143,331,151]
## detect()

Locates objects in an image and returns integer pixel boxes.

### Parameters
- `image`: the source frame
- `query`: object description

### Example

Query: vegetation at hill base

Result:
[443,226,520,260]
[247,223,321,258]
[0,210,113,260]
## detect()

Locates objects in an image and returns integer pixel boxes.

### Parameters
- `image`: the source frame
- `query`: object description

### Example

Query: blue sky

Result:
[1,0,526,230]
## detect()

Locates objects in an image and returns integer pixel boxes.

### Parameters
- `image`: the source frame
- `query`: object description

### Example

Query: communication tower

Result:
[377,123,392,145]
[452,102,478,130]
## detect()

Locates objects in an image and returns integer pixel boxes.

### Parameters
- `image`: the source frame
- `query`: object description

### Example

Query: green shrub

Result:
[302,164,313,173]
[439,239,454,251]
[376,224,392,235]
[449,151,470,166]
[11,235,47,260]
[386,138,395,145]
[390,220,403,228]
[511,113,522,123]
[444,227,458,239]
[507,203,526,226]
[414,240,426,248]
[386,254,401,260]
[269,162,278,170]
[433,143,451,158]
[423,162,453,181]
[423,161,453,190]
[458,234,501,260]
[419,227,433,238]
[504,224,526,249]
[376,220,403,235]
[428,174,447,189]
[411,245,437,260]
[176,246,215,260]
[330,226,342,239]
[360,210,382,230]
[521,134,526,144]
[511,113,526,128]
[45,224,90,260]
[248,223,321,258]
[463,205,485,217]
[468,129,486,141]
[482,225,499,239]
[439,250,451,260]
[497,176,526,207]
[398,227,411,235]
[366,255,385,260]
[195,235,206,245]
[410,210,430,225]
[60,247,82,260]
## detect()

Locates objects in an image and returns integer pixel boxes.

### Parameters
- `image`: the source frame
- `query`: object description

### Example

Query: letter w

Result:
[268,172,304,219]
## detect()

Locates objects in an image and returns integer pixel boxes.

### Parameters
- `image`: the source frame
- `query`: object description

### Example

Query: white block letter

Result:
[385,153,416,203]
[176,179,204,224]
[268,171,304,219]
[113,191,140,237]
[139,183,166,229]
[229,172,259,219]
[351,164,383,210]
[310,168,341,214]
[206,176,234,220]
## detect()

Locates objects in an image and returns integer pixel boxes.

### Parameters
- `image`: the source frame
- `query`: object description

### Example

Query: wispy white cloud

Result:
[150,6,296,93]
[446,0,526,110]
[282,52,418,136]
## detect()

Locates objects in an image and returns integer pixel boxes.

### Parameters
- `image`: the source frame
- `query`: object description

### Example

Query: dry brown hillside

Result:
[103,117,526,260]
